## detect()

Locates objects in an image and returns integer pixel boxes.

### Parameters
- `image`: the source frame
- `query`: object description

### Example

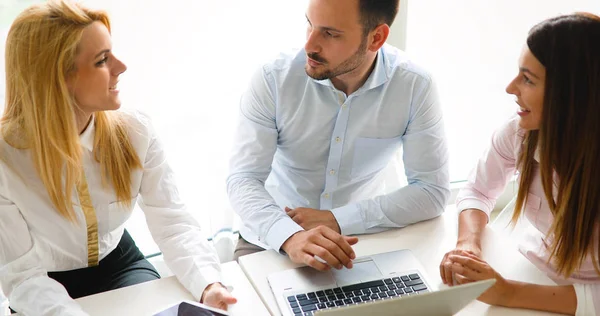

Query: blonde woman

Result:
[0,1,236,314]
[439,13,600,315]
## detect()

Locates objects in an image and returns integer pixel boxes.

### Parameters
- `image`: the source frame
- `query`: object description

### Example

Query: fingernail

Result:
[351,253,356,259]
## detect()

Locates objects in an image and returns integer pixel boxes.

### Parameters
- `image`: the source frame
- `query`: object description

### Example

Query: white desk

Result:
[239,205,562,316]
[74,261,269,316]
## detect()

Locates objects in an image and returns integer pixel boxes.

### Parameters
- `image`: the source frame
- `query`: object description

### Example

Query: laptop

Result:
[267,249,494,316]
[316,279,494,316]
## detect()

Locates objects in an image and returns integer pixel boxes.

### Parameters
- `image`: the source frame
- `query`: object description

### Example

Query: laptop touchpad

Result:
[332,259,383,286]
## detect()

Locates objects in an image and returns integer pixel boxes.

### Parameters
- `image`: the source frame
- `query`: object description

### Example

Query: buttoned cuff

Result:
[456,198,491,221]
[331,203,364,235]
[265,217,304,253]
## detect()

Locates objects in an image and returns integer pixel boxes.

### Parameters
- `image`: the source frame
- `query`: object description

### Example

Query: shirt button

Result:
[324,193,330,199]
[335,137,341,143]
[329,169,336,175]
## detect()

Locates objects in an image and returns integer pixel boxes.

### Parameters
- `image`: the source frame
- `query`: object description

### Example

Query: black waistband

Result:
[10,230,159,313]
[47,229,146,298]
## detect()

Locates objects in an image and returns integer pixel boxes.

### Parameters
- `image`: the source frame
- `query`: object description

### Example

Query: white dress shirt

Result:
[0,111,221,315]
[227,44,450,251]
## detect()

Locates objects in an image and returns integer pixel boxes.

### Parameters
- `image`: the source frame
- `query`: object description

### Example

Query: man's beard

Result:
[305,36,368,81]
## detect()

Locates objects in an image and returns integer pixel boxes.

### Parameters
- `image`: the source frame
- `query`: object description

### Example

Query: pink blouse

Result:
[456,115,599,314]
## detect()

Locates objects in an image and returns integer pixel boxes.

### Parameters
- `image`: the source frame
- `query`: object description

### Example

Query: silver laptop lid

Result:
[314,279,495,316]
[268,249,435,316]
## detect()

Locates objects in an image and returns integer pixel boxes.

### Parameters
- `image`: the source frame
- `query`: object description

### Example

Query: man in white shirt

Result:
[227,0,450,271]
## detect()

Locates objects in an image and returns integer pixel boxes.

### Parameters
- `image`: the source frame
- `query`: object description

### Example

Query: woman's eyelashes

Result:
[95,56,108,66]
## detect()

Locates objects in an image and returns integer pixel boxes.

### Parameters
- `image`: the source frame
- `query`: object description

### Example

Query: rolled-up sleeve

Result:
[136,116,222,301]
[226,67,303,251]
[0,194,86,315]
[455,117,521,219]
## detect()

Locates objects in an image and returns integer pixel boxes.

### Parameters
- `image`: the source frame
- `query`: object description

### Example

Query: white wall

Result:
[405,0,600,181]
[403,0,600,212]
[387,0,409,50]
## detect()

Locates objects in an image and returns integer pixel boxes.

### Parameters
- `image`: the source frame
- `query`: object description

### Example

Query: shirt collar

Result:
[80,115,95,152]
[311,46,390,94]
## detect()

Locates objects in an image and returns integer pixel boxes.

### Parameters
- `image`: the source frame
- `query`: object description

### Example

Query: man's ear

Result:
[367,24,390,52]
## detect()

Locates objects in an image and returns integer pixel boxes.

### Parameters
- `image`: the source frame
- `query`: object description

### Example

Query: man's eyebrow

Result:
[305,15,344,33]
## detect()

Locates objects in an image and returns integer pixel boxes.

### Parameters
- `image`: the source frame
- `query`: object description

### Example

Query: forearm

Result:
[457,209,488,248]
[0,205,86,315]
[143,204,223,300]
[332,182,448,235]
[227,176,302,245]
[227,176,281,224]
[506,281,576,315]
[7,275,87,316]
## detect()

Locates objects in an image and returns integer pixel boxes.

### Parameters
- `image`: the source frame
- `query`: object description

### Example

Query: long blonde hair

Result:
[2,0,142,222]
[512,13,600,277]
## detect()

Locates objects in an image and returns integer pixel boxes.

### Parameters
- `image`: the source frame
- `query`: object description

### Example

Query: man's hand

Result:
[200,282,237,311]
[286,206,340,233]
[281,226,358,271]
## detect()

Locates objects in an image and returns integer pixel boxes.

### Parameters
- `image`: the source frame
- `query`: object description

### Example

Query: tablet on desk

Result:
[153,300,229,316]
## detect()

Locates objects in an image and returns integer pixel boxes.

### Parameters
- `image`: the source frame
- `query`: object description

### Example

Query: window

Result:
[2,0,599,255]
[0,0,310,254]
[104,0,311,253]
[404,0,600,180]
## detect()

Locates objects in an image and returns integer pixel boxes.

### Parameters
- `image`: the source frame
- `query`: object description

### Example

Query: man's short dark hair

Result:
[358,0,400,33]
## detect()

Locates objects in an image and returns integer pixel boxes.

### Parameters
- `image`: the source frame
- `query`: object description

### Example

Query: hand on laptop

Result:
[447,251,514,307]
[285,206,341,233]
[281,226,358,271]
[200,282,237,311]
[439,241,481,285]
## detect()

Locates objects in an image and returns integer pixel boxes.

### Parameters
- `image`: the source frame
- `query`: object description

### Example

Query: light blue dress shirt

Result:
[227,44,450,252]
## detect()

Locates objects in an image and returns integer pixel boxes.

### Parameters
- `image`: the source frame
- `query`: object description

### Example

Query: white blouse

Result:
[0,111,221,315]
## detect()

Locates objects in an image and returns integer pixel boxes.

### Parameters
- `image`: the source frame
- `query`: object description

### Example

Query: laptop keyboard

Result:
[285,273,429,316]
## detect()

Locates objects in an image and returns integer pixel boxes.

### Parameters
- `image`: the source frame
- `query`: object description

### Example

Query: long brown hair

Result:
[2,0,142,222]
[512,13,600,277]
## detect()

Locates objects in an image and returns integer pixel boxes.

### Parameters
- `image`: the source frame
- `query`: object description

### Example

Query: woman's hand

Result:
[440,242,481,285]
[201,282,238,311]
[441,208,488,285]
[448,251,515,307]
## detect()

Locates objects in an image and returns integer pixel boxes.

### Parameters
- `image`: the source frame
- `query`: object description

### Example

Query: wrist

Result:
[282,231,301,253]
[501,279,521,308]
[326,210,341,233]
[455,239,482,256]
[456,236,481,248]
